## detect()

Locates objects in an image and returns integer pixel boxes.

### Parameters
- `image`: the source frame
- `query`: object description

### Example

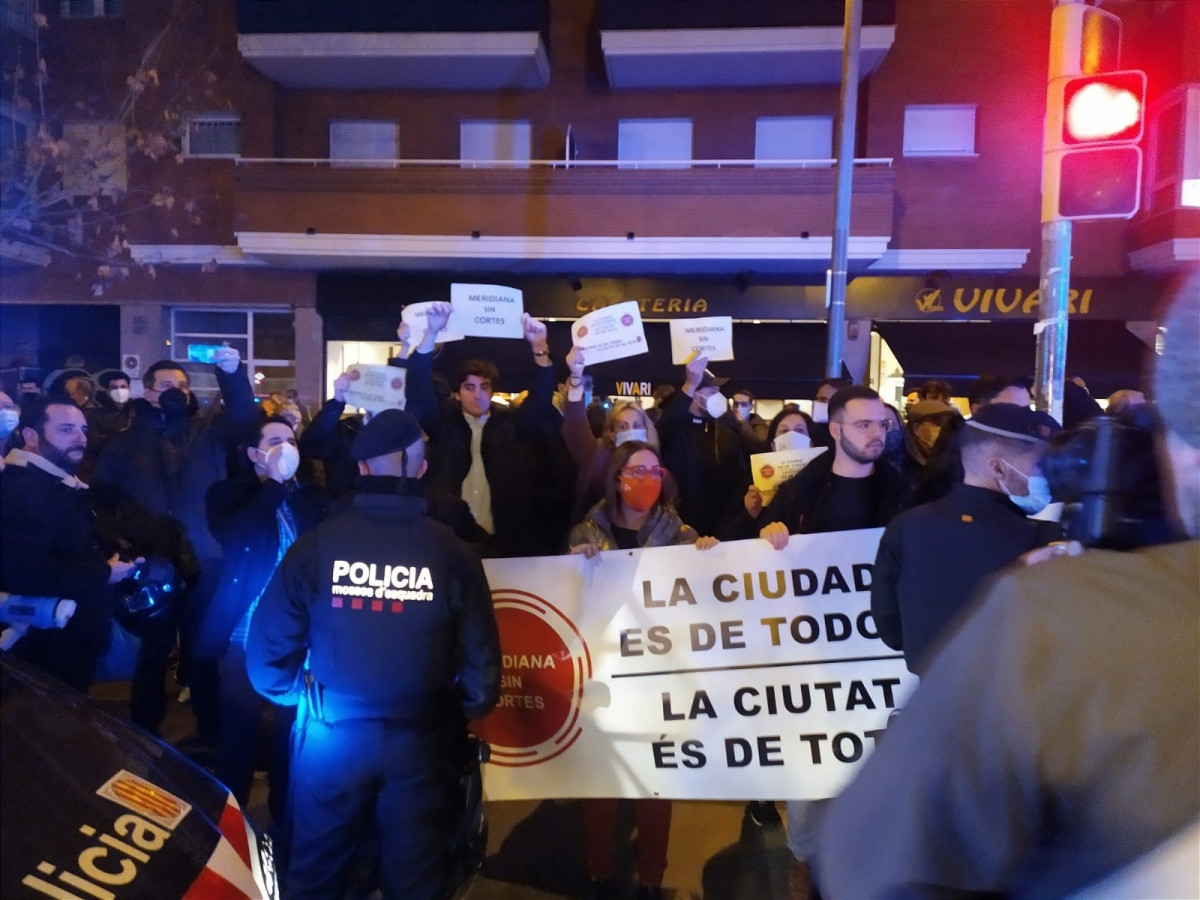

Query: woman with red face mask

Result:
[568,440,718,900]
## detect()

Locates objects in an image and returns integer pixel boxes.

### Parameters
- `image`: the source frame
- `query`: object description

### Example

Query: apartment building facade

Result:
[1,0,1195,403]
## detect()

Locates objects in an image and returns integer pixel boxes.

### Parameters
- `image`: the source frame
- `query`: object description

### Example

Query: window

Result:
[170,308,294,404]
[60,0,123,16]
[617,118,693,169]
[903,105,978,158]
[1146,85,1200,211]
[183,113,240,159]
[755,116,835,166]
[329,120,399,168]
[460,120,531,168]
[61,121,127,197]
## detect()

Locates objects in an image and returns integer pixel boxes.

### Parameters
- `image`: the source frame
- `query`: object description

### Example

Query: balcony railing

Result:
[235,157,894,170]
[232,157,896,240]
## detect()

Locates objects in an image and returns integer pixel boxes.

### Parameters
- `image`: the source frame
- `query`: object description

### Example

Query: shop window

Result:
[1146,84,1200,211]
[618,118,693,169]
[902,104,978,158]
[183,113,240,159]
[329,120,399,168]
[460,120,531,168]
[755,116,835,166]
[170,308,294,404]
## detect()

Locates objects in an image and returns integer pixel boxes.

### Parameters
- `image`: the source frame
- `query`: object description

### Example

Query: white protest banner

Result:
[751,447,828,506]
[402,302,464,344]
[474,530,916,801]
[571,300,649,365]
[448,283,525,339]
[669,316,734,364]
[344,363,407,413]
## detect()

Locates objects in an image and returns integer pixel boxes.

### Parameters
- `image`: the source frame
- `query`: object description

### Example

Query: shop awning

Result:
[875,320,1153,399]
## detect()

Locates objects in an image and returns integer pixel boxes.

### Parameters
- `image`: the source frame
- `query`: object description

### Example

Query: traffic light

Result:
[1045,70,1147,221]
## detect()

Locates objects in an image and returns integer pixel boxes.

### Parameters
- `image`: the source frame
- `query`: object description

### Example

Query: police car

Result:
[1,654,279,900]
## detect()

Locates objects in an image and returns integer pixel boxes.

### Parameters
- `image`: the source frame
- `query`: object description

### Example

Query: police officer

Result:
[246,409,500,900]
[871,402,1062,674]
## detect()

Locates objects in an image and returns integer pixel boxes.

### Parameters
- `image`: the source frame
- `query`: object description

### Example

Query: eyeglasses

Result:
[836,418,894,433]
[619,465,665,480]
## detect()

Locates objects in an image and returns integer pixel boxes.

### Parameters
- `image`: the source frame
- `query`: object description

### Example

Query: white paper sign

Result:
[669,316,734,364]
[344,363,407,413]
[448,283,525,339]
[750,446,828,506]
[402,302,464,344]
[570,300,649,365]
[474,531,916,801]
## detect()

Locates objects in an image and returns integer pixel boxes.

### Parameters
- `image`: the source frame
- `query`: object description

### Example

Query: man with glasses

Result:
[753,384,911,900]
[759,385,911,546]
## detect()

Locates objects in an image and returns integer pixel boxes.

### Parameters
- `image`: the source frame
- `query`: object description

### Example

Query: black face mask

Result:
[158,388,190,418]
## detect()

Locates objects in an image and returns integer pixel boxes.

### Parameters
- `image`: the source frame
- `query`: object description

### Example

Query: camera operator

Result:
[816,277,1199,898]
[0,397,139,690]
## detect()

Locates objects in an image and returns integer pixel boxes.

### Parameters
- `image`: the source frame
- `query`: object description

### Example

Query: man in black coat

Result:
[201,416,328,839]
[755,386,912,544]
[0,398,138,690]
[246,409,500,900]
[871,403,1061,674]
[657,354,754,538]
[93,350,259,740]
[406,303,566,558]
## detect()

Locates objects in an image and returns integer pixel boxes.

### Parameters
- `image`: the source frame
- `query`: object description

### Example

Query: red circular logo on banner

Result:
[348,369,361,381]
[391,377,404,390]
[576,325,589,338]
[471,590,591,767]
[620,314,633,326]
[759,464,775,479]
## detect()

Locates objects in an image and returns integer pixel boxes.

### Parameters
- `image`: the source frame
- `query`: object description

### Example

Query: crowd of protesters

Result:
[0,284,1195,900]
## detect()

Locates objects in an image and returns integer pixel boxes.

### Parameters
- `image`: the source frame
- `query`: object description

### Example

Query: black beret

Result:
[966,402,1060,444]
[351,409,425,461]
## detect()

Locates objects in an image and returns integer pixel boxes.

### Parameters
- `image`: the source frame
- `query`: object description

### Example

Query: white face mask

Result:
[108,387,130,405]
[615,428,648,447]
[705,392,728,419]
[0,408,18,438]
[263,442,300,481]
[773,430,812,452]
[811,401,829,424]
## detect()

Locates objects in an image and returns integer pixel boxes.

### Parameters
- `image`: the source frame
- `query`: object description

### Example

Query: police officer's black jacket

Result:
[245,476,501,724]
[871,482,1062,674]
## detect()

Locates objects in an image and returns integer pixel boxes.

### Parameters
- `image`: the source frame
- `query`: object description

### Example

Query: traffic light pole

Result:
[1036,0,1086,424]
[1035,219,1071,424]
[826,0,863,379]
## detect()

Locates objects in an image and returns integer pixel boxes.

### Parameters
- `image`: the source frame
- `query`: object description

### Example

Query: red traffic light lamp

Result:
[1062,70,1146,145]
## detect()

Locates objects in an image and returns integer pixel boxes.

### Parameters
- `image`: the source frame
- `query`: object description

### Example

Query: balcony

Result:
[236,0,550,90]
[230,157,895,275]
[599,0,896,88]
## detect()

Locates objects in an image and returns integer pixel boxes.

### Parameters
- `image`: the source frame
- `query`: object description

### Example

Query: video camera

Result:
[1040,405,1173,550]
[113,557,183,636]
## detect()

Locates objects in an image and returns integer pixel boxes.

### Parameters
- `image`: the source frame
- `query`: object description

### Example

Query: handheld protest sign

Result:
[402,302,465,344]
[670,316,734,364]
[448,284,525,339]
[571,300,649,365]
[751,446,828,506]
[344,364,407,413]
